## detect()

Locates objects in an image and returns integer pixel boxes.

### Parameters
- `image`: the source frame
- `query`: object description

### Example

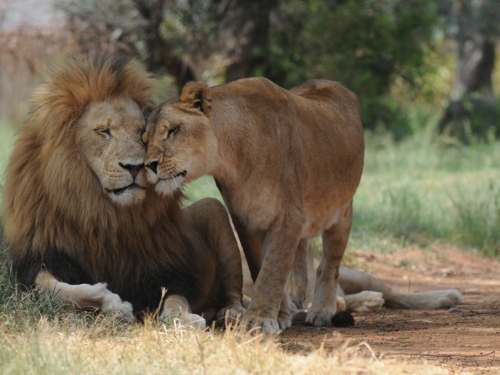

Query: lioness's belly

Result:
[301,205,343,239]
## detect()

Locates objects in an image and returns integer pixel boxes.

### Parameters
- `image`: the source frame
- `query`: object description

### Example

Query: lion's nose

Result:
[145,161,158,174]
[120,163,143,179]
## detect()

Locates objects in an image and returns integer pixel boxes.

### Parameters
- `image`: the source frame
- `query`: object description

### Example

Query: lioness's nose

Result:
[120,163,143,179]
[145,161,158,174]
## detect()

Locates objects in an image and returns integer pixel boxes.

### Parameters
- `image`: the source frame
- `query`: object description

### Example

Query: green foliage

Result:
[263,0,438,137]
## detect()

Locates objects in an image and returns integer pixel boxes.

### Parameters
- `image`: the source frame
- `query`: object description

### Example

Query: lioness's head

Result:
[77,97,149,206]
[144,82,218,196]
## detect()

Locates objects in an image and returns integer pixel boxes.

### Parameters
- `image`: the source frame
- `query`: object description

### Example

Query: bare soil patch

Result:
[281,245,500,374]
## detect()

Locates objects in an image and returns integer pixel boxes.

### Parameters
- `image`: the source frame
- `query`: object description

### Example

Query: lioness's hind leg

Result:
[286,239,309,311]
[35,270,134,322]
[307,202,353,327]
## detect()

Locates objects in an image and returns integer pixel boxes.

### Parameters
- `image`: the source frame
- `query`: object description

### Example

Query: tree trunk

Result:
[452,32,495,100]
[439,32,496,141]
[217,0,279,82]
[132,0,196,91]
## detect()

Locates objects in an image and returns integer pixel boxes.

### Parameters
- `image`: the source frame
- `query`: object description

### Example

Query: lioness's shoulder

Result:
[214,77,281,94]
[290,80,359,104]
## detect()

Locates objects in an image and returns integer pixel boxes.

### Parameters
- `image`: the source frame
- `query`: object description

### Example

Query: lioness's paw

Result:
[336,296,347,312]
[288,287,307,311]
[277,310,292,330]
[306,309,335,327]
[244,313,281,334]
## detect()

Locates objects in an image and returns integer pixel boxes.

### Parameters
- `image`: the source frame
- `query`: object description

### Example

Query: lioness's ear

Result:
[180,82,212,117]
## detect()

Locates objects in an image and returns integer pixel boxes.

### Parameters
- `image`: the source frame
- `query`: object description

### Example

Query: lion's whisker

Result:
[170,172,179,188]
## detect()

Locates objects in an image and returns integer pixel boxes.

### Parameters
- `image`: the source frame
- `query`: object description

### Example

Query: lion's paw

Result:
[163,313,207,330]
[100,289,135,323]
[185,313,207,330]
[345,291,384,312]
[438,289,463,308]
[102,300,135,323]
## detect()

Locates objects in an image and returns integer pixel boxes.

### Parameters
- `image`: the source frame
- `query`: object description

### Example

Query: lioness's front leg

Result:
[245,214,302,334]
[286,239,309,311]
[307,201,352,326]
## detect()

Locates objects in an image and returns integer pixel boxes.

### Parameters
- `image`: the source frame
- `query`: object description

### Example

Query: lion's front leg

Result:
[35,270,135,322]
[183,197,246,328]
[160,294,206,330]
[211,209,246,327]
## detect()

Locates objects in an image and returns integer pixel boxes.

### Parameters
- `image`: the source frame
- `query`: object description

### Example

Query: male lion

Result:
[143,78,365,333]
[3,53,245,328]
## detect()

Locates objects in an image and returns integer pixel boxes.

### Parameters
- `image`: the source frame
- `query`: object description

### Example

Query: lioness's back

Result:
[214,77,363,181]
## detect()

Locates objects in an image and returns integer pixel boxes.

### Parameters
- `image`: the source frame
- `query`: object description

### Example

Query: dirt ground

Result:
[280,245,500,374]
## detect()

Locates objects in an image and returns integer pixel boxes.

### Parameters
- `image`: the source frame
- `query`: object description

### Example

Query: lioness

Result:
[3,53,245,328]
[143,78,365,333]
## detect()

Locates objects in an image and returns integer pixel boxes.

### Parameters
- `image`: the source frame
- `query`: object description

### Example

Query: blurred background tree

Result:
[2,0,499,141]
[59,0,279,91]
[262,0,438,138]
[1,0,499,254]
[437,0,500,142]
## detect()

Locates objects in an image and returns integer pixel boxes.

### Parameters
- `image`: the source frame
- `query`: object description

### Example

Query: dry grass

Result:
[0,311,455,375]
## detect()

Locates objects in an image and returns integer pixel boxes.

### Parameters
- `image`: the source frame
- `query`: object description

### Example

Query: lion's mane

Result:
[3,53,205,313]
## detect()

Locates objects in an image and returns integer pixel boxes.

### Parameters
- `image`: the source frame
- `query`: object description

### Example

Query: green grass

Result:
[352,129,500,256]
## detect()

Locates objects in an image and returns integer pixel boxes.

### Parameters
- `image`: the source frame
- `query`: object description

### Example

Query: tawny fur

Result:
[3,53,245,325]
[144,78,365,333]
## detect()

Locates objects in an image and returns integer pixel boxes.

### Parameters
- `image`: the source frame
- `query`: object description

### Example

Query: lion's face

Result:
[143,101,218,197]
[77,98,148,206]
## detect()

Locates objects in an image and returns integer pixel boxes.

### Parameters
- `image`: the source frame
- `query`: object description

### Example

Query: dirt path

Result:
[280,245,500,374]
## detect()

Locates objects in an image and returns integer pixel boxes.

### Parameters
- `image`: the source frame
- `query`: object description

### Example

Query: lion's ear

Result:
[180,82,212,117]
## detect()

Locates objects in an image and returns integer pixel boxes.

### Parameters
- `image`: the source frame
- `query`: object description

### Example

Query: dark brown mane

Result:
[3,53,202,314]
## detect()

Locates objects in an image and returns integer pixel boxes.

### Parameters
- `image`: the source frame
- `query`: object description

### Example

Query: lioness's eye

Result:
[168,125,180,138]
